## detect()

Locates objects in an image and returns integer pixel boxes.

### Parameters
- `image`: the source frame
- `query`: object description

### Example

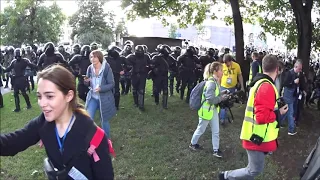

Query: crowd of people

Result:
[0,40,319,179]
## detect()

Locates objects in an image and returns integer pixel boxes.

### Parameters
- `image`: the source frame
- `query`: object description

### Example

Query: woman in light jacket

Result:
[85,50,116,138]
[189,62,228,158]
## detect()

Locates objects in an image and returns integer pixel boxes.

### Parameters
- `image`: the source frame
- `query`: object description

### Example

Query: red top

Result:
[242,82,278,152]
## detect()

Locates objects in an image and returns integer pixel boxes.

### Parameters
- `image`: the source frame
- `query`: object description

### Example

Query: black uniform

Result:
[177,46,197,103]
[24,47,37,91]
[171,47,182,94]
[4,49,37,112]
[126,46,151,111]
[68,45,91,102]
[38,42,67,70]
[105,47,126,110]
[58,45,71,62]
[151,45,176,109]
[198,50,215,83]
[120,46,133,95]
[0,64,4,108]
[4,47,14,88]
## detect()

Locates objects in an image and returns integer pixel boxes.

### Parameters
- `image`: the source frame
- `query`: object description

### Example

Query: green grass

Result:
[0,80,288,179]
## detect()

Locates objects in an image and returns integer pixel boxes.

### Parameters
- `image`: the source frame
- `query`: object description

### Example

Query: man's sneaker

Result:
[288,131,297,136]
[280,125,285,128]
[189,144,201,151]
[213,149,223,158]
[218,172,226,180]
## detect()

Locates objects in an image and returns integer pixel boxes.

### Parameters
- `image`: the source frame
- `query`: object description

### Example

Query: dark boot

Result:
[133,91,138,107]
[180,89,184,100]
[169,81,174,97]
[154,93,159,105]
[162,94,168,109]
[22,93,32,109]
[13,95,20,112]
[114,94,120,110]
[0,93,3,108]
[138,91,145,111]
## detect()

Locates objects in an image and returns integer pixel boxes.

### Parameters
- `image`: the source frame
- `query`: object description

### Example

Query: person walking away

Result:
[219,54,288,180]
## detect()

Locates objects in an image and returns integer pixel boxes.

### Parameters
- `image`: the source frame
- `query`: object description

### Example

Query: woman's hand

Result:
[94,87,101,93]
[120,71,124,75]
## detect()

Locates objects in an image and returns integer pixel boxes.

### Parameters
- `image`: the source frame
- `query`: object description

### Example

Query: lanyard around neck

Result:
[55,114,75,154]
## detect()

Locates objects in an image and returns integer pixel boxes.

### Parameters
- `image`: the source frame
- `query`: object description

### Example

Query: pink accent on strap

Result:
[108,139,116,157]
[87,145,100,162]
[39,140,44,148]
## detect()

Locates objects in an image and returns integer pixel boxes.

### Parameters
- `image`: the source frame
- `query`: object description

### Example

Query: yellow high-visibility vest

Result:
[198,78,220,120]
[240,78,279,142]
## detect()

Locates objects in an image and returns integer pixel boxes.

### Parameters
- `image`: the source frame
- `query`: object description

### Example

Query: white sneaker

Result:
[288,132,297,136]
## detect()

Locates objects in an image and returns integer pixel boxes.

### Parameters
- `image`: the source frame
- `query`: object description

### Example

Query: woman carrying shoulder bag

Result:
[189,62,229,158]
[0,65,114,180]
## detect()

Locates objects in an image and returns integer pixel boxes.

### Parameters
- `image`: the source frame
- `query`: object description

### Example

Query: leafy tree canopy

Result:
[0,0,65,47]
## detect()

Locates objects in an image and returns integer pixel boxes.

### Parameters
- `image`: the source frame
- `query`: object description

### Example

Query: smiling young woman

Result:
[0,64,114,180]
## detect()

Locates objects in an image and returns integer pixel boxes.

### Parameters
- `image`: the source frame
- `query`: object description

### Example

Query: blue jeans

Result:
[219,86,236,123]
[86,98,111,138]
[281,102,295,133]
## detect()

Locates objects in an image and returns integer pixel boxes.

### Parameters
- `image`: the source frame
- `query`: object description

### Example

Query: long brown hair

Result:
[37,64,89,117]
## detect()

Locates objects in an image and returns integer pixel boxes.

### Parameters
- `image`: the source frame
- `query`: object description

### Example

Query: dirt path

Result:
[272,107,320,179]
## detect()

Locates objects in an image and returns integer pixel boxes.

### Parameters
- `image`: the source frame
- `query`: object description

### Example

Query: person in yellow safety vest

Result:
[247,52,262,87]
[218,55,289,180]
[189,62,229,158]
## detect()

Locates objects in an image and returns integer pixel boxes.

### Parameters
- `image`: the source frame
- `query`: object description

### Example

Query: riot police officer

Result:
[151,45,176,109]
[90,42,99,51]
[105,45,126,110]
[120,44,133,95]
[37,42,67,70]
[24,46,37,91]
[198,48,216,82]
[177,46,197,103]
[4,48,37,112]
[126,45,151,111]
[172,46,182,93]
[68,45,91,102]
[3,46,14,89]
[58,45,71,61]
[70,44,81,59]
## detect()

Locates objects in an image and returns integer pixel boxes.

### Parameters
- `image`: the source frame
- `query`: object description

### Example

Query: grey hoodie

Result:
[204,77,223,105]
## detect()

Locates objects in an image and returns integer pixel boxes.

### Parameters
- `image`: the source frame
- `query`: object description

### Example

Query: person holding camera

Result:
[218,54,288,180]
[281,60,303,135]
[189,62,229,158]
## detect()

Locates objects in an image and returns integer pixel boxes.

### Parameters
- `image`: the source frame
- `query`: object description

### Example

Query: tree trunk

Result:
[230,0,248,84]
[290,0,313,74]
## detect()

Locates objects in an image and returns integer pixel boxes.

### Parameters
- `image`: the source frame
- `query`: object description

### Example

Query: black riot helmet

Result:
[124,40,134,46]
[73,44,81,54]
[26,46,32,53]
[207,48,215,57]
[44,42,55,56]
[155,44,162,52]
[37,47,43,56]
[8,46,14,53]
[80,45,91,57]
[108,45,121,58]
[90,42,98,51]
[58,45,65,54]
[135,45,144,56]
[186,46,196,56]
[224,48,230,54]
[142,45,148,53]
[159,45,171,56]
[124,44,132,52]
[173,46,182,55]
[14,48,22,58]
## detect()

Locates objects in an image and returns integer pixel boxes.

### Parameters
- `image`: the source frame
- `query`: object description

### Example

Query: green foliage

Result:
[0,0,65,47]
[196,24,205,36]
[121,0,215,28]
[168,23,178,38]
[69,0,115,49]
[115,18,129,38]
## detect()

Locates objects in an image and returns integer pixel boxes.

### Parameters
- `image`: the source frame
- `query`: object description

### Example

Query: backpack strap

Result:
[87,126,104,162]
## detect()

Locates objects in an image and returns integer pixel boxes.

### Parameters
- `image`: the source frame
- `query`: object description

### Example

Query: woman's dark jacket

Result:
[0,112,114,179]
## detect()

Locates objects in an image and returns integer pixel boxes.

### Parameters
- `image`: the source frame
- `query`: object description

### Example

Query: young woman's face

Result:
[90,55,100,66]
[37,78,73,122]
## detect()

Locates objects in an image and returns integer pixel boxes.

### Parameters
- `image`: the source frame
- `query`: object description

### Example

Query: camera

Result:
[219,90,246,109]
[250,134,263,145]
[276,97,287,109]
